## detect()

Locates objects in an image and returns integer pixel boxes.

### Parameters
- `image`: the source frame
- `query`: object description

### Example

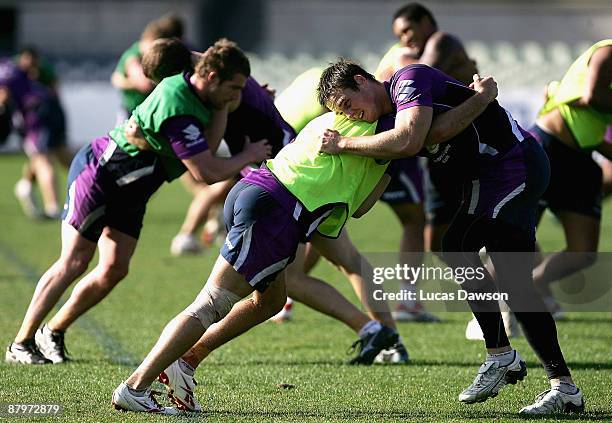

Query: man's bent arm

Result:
[425,90,492,145]
[338,106,433,160]
[182,145,266,185]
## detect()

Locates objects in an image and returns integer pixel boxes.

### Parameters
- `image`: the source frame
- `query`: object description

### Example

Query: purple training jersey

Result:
[386,65,531,182]
[160,115,209,160]
[224,77,296,158]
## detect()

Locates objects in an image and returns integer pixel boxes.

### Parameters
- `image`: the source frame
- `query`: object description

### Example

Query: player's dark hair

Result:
[156,13,185,39]
[19,45,40,59]
[195,38,250,82]
[317,59,376,107]
[141,20,165,42]
[141,38,192,83]
[393,3,437,27]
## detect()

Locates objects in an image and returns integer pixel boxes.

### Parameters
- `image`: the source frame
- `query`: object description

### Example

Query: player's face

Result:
[327,84,378,123]
[17,53,37,72]
[207,73,247,109]
[392,17,429,54]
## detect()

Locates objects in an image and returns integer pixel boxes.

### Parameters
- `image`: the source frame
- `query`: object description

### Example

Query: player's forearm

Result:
[340,127,423,160]
[203,152,254,183]
[204,107,229,153]
[425,92,491,145]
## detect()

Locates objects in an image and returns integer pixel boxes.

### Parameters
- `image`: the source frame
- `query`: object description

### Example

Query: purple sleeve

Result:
[390,66,434,112]
[160,116,209,159]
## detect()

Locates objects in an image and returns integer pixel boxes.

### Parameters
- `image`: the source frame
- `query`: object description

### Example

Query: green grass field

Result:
[0,154,611,422]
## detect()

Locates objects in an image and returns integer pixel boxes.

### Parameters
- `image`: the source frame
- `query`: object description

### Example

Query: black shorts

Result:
[530,125,602,220]
[425,170,463,226]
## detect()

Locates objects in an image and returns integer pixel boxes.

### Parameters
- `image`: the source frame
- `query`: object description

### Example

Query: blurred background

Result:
[0,0,610,150]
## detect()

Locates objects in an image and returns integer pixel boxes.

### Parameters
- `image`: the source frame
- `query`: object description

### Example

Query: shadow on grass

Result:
[194,358,612,371]
[173,408,611,421]
[560,316,612,324]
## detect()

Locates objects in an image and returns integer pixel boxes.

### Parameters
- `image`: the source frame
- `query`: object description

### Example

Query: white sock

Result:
[358,320,382,338]
[556,381,579,394]
[486,349,515,366]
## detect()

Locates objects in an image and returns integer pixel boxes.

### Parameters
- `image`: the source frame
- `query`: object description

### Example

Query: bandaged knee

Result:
[182,282,242,329]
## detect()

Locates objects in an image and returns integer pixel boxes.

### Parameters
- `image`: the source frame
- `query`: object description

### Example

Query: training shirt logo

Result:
[395,80,417,103]
[182,124,204,147]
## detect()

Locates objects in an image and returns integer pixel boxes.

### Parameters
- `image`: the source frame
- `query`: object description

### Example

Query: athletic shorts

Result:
[380,157,425,205]
[530,125,602,219]
[22,96,66,156]
[425,168,463,226]
[220,168,332,292]
[460,136,550,237]
[62,136,166,241]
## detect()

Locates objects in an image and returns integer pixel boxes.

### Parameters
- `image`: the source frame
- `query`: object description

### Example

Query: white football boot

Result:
[269,298,294,323]
[35,324,68,363]
[5,340,51,364]
[158,359,202,412]
[112,382,178,414]
[170,233,203,256]
[373,342,410,364]
[14,179,42,219]
[519,386,584,415]
[459,350,527,404]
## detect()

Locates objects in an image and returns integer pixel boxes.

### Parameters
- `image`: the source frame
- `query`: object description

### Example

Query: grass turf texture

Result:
[0,154,611,422]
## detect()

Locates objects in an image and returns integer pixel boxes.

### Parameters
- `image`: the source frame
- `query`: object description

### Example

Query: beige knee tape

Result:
[182,282,242,329]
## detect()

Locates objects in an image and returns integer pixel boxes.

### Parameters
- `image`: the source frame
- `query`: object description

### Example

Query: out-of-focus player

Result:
[530,40,612,316]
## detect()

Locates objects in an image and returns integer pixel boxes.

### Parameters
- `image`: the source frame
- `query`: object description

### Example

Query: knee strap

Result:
[183,282,242,329]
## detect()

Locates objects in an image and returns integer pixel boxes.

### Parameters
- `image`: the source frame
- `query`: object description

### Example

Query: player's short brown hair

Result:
[317,59,375,107]
[141,38,192,83]
[194,38,250,82]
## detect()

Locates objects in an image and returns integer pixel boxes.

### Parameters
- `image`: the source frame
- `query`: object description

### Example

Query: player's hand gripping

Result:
[125,117,150,150]
[470,74,498,103]
[318,129,343,155]
[243,135,272,163]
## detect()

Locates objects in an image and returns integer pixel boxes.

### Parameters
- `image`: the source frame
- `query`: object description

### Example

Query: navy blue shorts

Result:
[220,181,304,292]
[380,157,425,205]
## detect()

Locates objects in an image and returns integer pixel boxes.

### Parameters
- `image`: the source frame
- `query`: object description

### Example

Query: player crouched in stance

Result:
[316,60,584,415]
[6,40,270,369]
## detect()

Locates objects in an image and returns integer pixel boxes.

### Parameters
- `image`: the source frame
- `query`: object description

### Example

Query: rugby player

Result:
[6,40,270,367]
[530,40,612,316]
[0,56,65,219]
[316,60,584,415]
[111,13,187,125]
